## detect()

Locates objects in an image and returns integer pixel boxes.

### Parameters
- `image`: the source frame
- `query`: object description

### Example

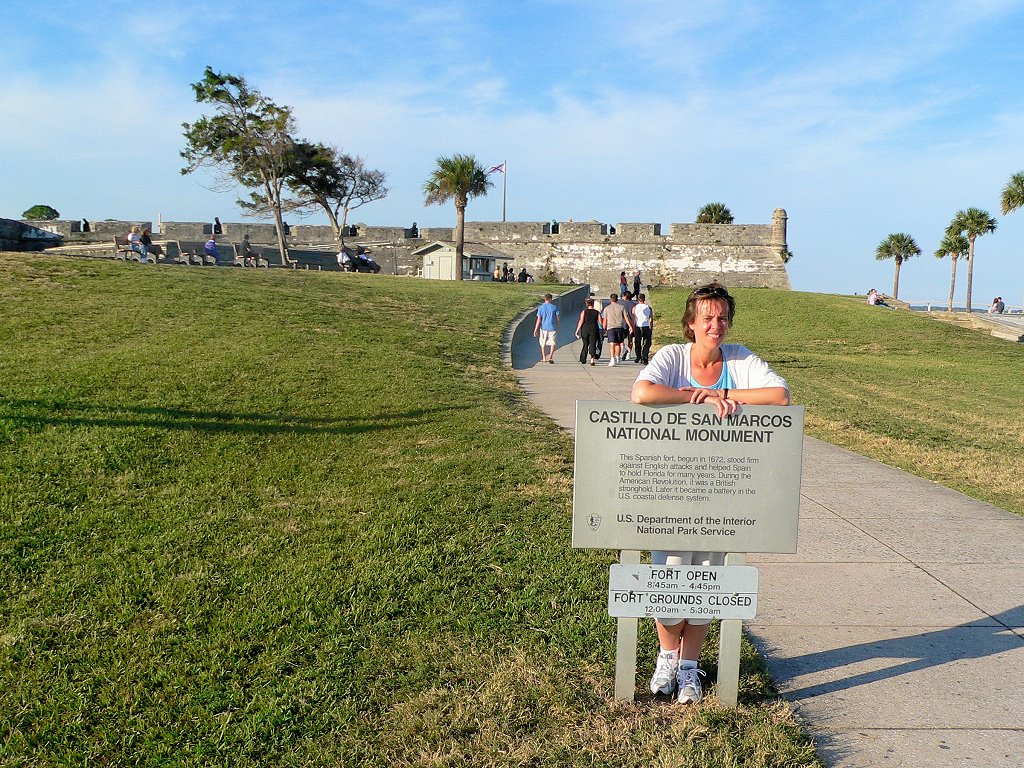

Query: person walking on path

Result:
[631,282,790,704]
[534,293,560,364]
[631,292,654,364]
[618,271,629,297]
[619,291,637,361]
[601,293,633,367]
[590,293,606,360]
[574,297,604,365]
[633,269,641,296]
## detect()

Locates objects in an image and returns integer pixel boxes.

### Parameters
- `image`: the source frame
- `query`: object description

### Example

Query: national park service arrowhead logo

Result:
[588,513,601,531]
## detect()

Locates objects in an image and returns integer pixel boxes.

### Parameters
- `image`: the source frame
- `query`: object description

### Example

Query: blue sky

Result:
[3,0,1024,305]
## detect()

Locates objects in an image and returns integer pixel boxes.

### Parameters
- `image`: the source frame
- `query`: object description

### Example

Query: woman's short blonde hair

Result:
[682,282,736,342]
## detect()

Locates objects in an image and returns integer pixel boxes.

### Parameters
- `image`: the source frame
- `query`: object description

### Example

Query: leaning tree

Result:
[933,231,969,313]
[423,154,492,280]
[284,142,388,254]
[875,233,920,300]
[181,67,298,265]
[946,208,997,313]
[695,203,734,224]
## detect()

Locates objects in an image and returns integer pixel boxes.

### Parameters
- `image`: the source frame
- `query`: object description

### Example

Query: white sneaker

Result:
[650,651,679,696]
[676,665,706,704]
[608,358,615,366]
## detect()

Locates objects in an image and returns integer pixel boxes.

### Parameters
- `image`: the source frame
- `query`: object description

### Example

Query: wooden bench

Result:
[113,235,164,263]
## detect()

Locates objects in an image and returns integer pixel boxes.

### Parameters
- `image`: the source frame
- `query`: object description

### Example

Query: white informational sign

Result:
[572,402,804,552]
[608,564,759,620]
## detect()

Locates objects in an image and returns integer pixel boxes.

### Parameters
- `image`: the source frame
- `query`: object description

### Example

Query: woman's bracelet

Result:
[724,388,730,399]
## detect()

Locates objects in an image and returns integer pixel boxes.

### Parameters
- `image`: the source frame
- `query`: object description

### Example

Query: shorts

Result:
[539,329,557,347]
[651,550,726,626]
[607,327,627,344]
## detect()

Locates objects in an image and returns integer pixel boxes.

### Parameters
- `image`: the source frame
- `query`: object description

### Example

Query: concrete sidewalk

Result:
[510,323,1024,768]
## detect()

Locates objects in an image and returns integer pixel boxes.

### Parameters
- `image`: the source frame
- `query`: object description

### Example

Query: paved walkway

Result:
[510,310,1024,768]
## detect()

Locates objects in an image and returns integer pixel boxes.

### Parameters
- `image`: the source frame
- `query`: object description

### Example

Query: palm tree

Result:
[947,208,997,313]
[423,154,492,280]
[875,233,920,300]
[934,231,969,313]
[1001,171,1024,215]
[695,203,734,224]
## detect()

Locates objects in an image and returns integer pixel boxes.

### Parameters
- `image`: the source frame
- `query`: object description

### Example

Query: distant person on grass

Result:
[631,282,790,704]
[534,293,560,364]
[866,288,890,307]
[601,293,633,367]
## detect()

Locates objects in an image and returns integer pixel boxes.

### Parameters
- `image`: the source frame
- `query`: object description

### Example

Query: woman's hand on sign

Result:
[679,386,739,417]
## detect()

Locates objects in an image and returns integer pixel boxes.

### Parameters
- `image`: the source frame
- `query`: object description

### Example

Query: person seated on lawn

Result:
[866,288,891,307]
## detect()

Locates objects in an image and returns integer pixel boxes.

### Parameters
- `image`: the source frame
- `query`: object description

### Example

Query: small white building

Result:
[413,241,515,281]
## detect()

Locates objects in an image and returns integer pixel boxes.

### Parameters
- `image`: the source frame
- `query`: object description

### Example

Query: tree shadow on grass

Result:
[0,398,452,436]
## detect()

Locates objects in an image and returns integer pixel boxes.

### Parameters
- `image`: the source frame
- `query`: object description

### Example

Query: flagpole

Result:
[502,160,507,222]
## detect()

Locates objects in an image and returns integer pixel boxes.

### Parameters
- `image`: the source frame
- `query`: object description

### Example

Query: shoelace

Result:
[679,667,706,691]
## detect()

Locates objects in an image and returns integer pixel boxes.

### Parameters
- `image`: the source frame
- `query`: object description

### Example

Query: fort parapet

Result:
[15,211,791,289]
[455,210,791,289]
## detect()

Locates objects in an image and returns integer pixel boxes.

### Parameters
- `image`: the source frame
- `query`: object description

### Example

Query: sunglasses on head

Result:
[692,285,730,299]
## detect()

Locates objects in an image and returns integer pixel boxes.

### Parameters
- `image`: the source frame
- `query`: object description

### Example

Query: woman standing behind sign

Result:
[630,282,790,704]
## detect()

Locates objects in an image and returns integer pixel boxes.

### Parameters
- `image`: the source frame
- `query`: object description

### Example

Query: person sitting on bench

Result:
[204,234,222,265]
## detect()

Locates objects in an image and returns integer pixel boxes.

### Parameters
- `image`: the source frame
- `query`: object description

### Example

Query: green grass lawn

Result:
[14,253,1021,767]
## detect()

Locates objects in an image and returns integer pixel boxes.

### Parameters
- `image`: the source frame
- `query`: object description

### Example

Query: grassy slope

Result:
[17,254,1019,766]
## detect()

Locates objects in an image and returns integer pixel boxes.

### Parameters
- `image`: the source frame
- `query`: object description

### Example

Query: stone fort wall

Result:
[24,210,791,289]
